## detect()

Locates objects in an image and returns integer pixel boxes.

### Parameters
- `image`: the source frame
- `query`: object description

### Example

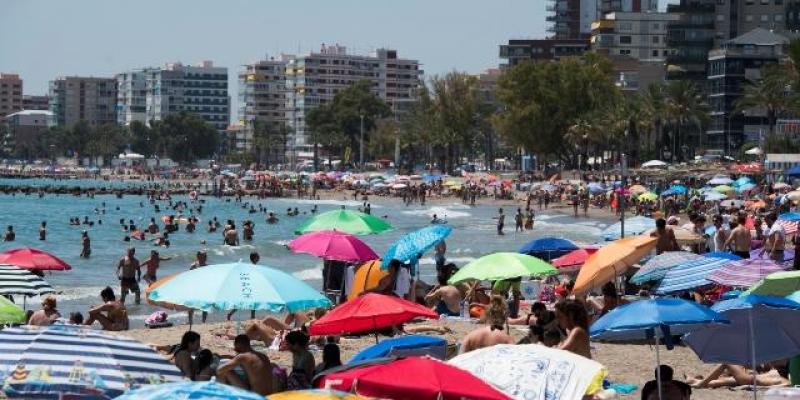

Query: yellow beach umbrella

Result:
[268,390,368,400]
[347,260,389,300]
[638,192,658,201]
[573,235,657,295]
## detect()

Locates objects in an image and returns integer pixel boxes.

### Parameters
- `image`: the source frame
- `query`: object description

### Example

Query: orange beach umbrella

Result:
[573,235,657,295]
[347,260,390,300]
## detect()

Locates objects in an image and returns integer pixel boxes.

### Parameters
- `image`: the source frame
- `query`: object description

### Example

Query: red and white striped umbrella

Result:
[707,258,789,288]
[775,219,799,235]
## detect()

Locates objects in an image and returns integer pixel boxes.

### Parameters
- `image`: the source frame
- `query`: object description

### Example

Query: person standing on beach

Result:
[760,213,785,262]
[117,248,141,305]
[39,221,46,241]
[650,218,679,254]
[514,208,523,232]
[496,208,505,236]
[725,217,751,259]
[80,231,91,258]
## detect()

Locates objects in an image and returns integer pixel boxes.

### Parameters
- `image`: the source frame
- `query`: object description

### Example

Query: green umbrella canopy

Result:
[0,296,25,324]
[744,270,800,297]
[448,252,558,284]
[294,209,393,235]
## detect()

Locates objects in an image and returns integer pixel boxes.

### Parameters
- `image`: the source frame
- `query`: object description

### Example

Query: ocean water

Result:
[0,178,612,325]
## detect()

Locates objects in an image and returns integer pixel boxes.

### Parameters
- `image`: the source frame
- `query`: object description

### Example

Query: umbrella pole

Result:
[655,329,663,400]
[749,311,757,400]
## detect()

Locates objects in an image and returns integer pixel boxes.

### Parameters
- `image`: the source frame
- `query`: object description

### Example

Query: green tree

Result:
[85,123,127,165]
[152,112,220,163]
[734,65,791,151]
[128,121,156,157]
[664,80,708,161]
[641,83,667,158]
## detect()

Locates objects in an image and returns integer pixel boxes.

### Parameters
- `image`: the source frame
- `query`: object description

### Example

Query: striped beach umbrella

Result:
[0,265,54,297]
[707,258,789,288]
[0,324,184,399]
[630,251,703,285]
[655,256,734,295]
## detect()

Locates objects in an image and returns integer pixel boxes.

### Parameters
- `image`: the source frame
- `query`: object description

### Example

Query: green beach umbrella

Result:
[294,209,393,235]
[0,296,25,324]
[448,252,558,284]
[713,184,735,193]
[743,270,800,297]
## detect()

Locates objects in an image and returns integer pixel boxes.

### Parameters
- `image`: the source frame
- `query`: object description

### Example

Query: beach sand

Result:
[120,319,752,400]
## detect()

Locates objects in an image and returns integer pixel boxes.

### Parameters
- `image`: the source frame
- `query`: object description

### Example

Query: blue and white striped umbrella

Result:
[0,324,183,399]
[630,251,703,285]
[655,256,734,295]
[115,379,263,400]
[381,225,452,268]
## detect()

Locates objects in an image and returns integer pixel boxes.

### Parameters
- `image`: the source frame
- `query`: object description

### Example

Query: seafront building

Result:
[2,110,55,157]
[22,95,49,111]
[0,74,23,122]
[237,56,290,152]
[665,0,716,82]
[48,76,117,127]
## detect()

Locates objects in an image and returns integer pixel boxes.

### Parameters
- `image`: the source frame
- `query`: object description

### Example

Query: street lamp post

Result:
[359,113,364,169]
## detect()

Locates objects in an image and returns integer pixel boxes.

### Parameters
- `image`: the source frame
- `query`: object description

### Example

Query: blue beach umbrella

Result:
[518,237,579,261]
[684,295,800,399]
[587,182,606,194]
[115,379,264,400]
[591,298,728,400]
[659,189,677,197]
[381,225,452,268]
[735,177,753,187]
[704,251,743,261]
[668,184,687,194]
[779,212,800,222]
[349,335,447,364]
[0,324,184,400]
[703,191,727,201]
[654,255,738,295]
[149,262,332,312]
[736,183,756,193]
[601,216,654,241]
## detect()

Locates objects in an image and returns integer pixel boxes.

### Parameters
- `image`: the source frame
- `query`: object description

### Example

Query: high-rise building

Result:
[237,56,290,151]
[284,45,422,150]
[22,95,50,111]
[706,28,788,151]
[117,62,230,134]
[499,39,591,68]
[714,0,793,45]
[592,12,679,62]
[0,74,23,121]
[546,0,658,40]
[48,76,117,127]
[666,0,716,82]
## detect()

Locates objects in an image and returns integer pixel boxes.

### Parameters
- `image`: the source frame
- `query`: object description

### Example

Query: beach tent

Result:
[347,260,389,300]
[450,344,606,400]
[0,324,184,399]
[349,335,447,364]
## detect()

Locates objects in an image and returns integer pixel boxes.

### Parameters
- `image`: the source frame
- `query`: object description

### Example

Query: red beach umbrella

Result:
[288,230,378,263]
[317,356,510,400]
[0,247,72,271]
[552,247,599,270]
[309,293,438,336]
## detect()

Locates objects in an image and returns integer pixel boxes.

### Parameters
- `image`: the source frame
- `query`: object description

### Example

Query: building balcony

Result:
[666,3,715,13]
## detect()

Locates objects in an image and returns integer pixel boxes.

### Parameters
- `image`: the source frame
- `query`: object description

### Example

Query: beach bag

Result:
[145,311,172,328]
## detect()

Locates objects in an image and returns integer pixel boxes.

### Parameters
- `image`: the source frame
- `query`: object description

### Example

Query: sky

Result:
[0,0,547,120]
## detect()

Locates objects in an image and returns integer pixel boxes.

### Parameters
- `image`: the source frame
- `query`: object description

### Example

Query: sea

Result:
[0,178,614,326]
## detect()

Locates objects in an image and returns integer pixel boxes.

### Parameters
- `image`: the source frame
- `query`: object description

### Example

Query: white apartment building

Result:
[237,56,290,150]
[591,11,680,62]
[116,70,147,125]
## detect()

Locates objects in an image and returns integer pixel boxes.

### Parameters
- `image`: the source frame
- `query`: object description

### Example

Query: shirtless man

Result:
[650,218,679,254]
[724,217,751,259]
[85,287,129,331]
[117,248,141,305]
[459,296,514,354]
[425,275,463,317]
[217,335,273,395]
[224,225,240,246]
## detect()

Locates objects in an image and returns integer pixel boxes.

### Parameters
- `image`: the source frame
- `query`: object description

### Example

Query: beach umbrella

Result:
[736,176,754,186]
[668,184,687,195]
[268,390,369,400]
[720,199,745,208]
[709,176,734,185]
[380,225,452,268]
[654,255,738,295]
[149,262,332,313]
[0,247,72,271]
[449,344,606,400]
[294,209,392,235]
[587,182,605,194]
[0,324,183,399]
[289,230,378,263]
[308,293,438,336]
[638,192,658,201]
[116,380,264,400]
[785,165,800,176]
[347,260,389,301]
[591,298,728,400]
[349,335,447,364]
[0,265,54,297]
[552,247,599,271]
[744,271,800,296]
[630,251,703,284]
[779,212,800,222]
[641,160,667,168]
[707,258,789,288]
[517,237,579,261]
[660,189,677,197]
[786,191,800,201]
[447,252,557,284]
[684,295,800,399]
[737,183,757,193]
[573,235,657,295]
[0,295,25,324]
[628,184,648,194]
[773,182,790,190]
[704,191,727,201]
[714,184,735,193]
[601,216,655,240]
[317,356,511,400]
[144,275,190,311]
[774,219,800,235]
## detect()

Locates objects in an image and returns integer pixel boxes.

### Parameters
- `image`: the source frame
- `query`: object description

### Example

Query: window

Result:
[761,0,768,4]
[652,50,659,57]
[619,36,632,44]
[618,22,632,31]
[775,14,783,21]
[746,15,754,21]
[652,35,660,44]
[716,14,725,21]
[620,49,631,55]
[761,14,769,21]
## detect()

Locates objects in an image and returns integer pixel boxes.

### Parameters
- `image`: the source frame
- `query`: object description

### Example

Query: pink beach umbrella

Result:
[707,258,789,288]
[288,230,378,263]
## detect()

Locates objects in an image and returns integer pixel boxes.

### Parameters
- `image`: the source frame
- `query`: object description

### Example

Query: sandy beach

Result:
[120,318,752,400]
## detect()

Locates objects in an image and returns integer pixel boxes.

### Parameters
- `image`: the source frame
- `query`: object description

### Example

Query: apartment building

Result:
[48,76,117,126]
[237,56,290,150]
[0,74,23,121]
[22,95,49,111]
[592,12,680,62]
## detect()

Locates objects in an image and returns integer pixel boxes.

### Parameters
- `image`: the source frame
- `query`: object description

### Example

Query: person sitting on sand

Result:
[459,295,514,354]
[28,296,60,326]
[217,334,273,396]
[173,331,201,380]
[286,331,315,390]
[216,309,327,347]
[642,365,691,400]
[425,273,463,317]
[508,301,556,329]
[85,286,129,331]
[588,282,628,319]
[316,340,342,375]
[555,299,591,359]
[686,363,789,389]
[195,349,215,381]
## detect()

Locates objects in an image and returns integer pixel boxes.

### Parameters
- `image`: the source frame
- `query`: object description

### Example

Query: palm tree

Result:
[664,81,708,161]
[641,83,667,157]
[734,65,791,148]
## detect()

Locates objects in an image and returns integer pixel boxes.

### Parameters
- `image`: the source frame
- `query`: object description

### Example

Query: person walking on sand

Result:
[80,231,91,258]
[495,208,505,236]
[117,248,141,305]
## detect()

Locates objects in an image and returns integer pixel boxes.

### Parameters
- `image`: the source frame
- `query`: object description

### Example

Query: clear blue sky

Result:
[0,0,546,120]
